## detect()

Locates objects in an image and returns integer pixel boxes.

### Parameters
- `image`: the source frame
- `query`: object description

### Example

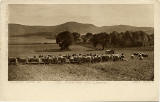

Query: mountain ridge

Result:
[9,22,154,38]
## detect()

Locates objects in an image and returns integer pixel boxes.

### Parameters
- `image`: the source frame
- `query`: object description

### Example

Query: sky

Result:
[8,4,154,27]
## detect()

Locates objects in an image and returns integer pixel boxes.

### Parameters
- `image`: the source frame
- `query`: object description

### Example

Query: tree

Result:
[131,31,149,47]
[85,33,93,42]
[81,35,87,43]
[81,33,93,43]
[86,33,93,38]
[110,31,120,46]
[90,32,110,50]
[90,34,98,47]
[148,34,154,46]
[56,31,74,50]
[123,31,134,47]
[72,32,80,43]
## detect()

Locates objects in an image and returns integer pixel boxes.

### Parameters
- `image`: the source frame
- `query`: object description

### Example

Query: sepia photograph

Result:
[8,4,154,81]
[0,0,159,101]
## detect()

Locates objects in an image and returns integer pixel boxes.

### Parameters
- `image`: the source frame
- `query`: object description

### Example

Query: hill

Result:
[9,22,154,38]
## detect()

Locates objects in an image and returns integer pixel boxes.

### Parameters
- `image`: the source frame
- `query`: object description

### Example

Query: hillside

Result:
[9,22,154,38]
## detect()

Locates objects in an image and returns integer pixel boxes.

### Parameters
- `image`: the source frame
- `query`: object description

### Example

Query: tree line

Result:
[56,31,154,50]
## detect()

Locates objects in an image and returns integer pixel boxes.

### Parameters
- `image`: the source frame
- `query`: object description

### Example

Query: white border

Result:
[0,0,159,101]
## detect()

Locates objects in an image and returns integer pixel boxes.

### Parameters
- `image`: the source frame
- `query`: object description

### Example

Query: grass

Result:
[8,44,154,81]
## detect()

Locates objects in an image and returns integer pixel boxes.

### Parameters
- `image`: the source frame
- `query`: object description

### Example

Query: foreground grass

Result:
[8,58,153,81]
[8,44,154,81]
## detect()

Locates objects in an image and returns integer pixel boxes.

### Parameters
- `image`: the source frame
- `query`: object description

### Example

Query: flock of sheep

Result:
[8,50,148,65]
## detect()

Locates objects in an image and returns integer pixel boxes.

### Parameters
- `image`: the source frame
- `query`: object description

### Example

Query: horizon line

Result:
[8,21,154,28]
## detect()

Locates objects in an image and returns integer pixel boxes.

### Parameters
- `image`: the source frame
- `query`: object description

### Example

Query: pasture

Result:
[8,44,154,81]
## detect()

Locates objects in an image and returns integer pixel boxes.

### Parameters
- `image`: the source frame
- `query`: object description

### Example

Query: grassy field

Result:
[9,36,56,45]
[8,44,154,81]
